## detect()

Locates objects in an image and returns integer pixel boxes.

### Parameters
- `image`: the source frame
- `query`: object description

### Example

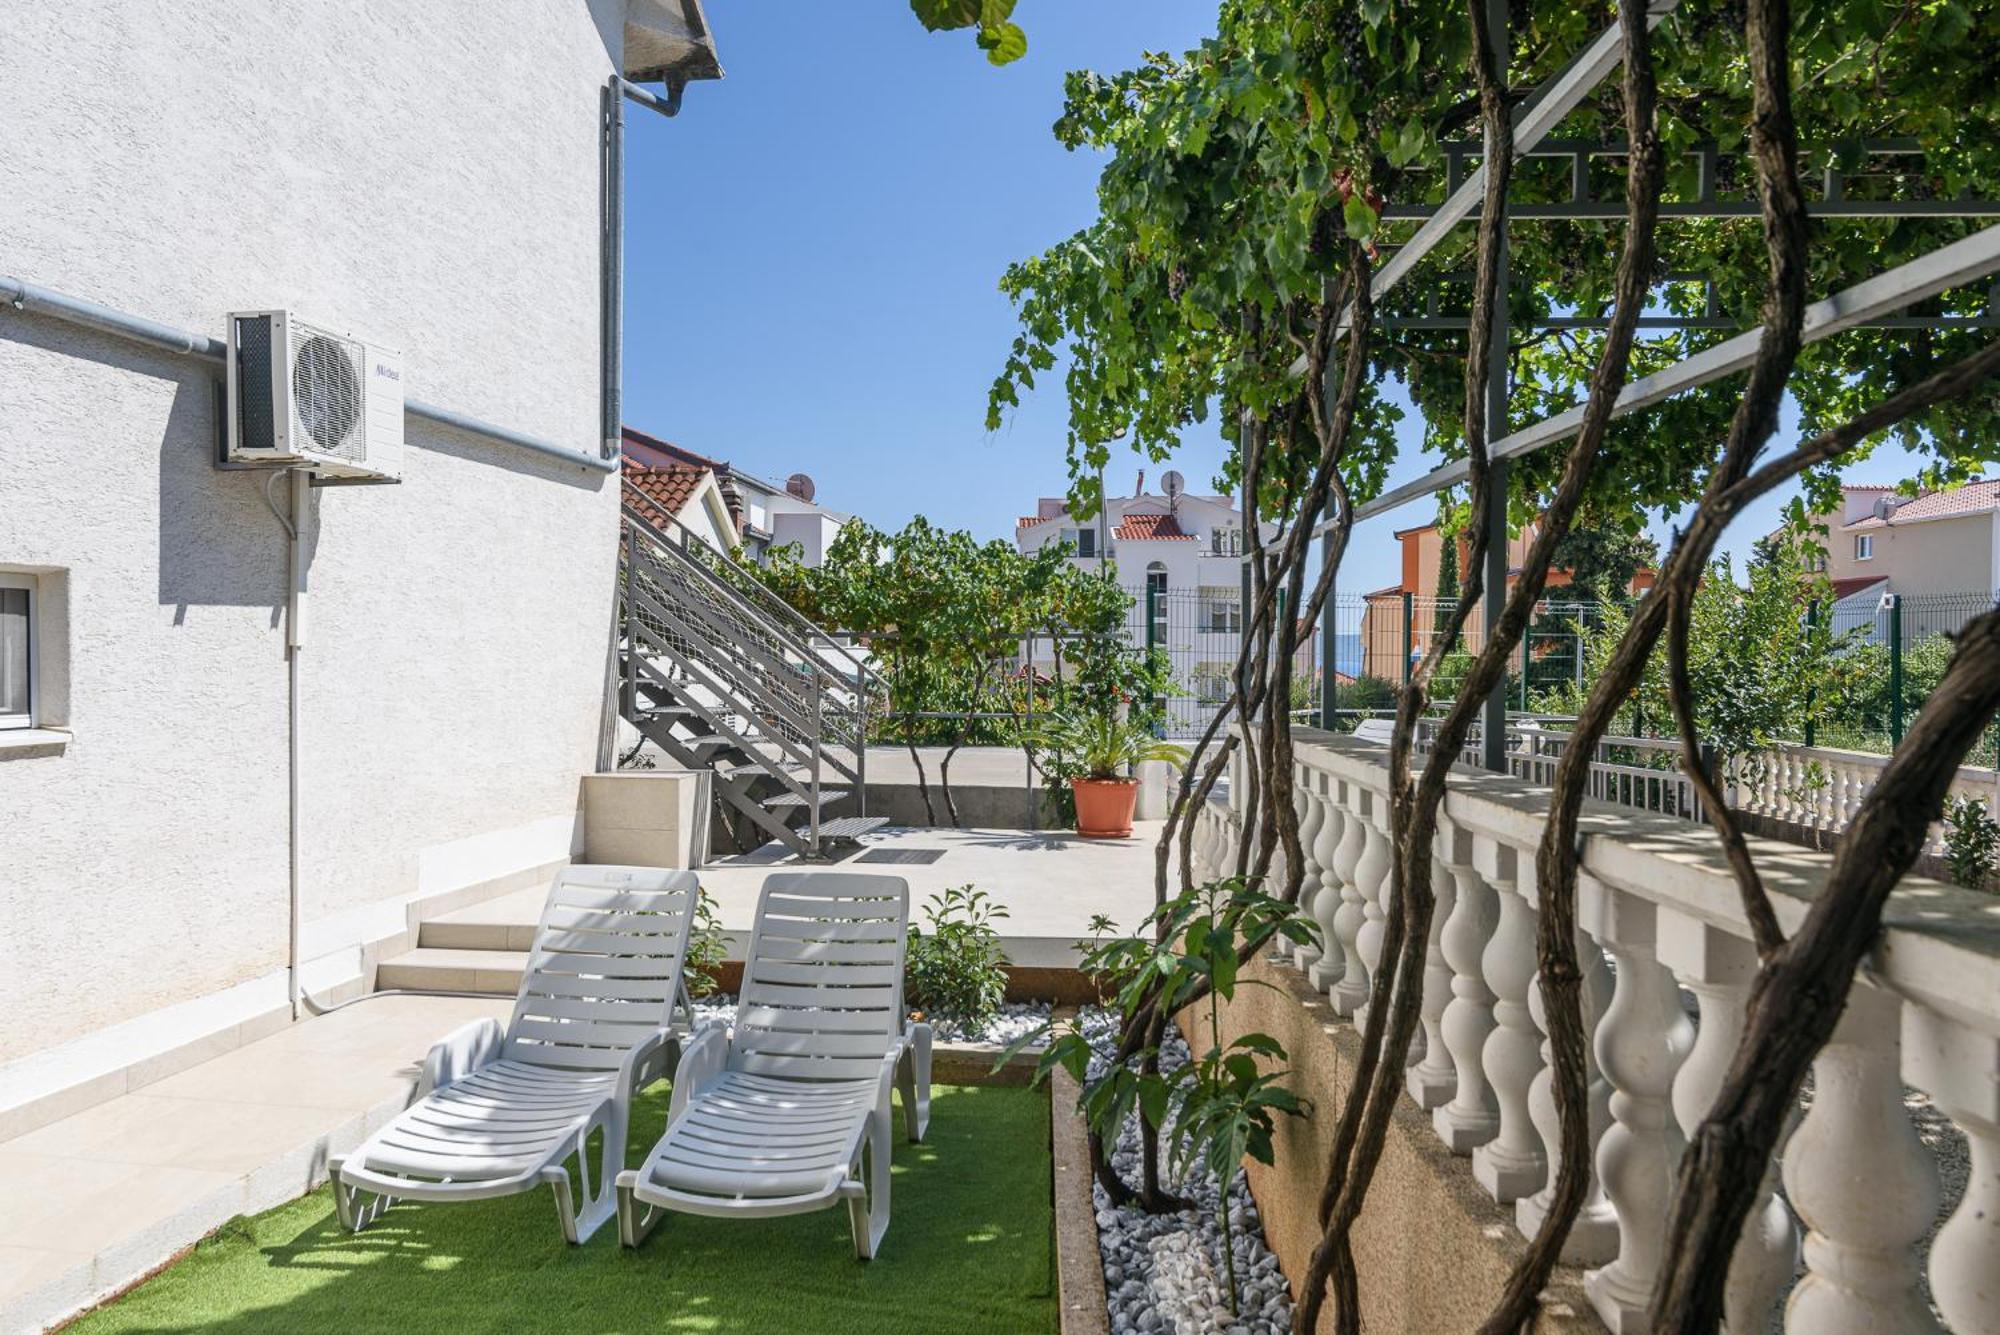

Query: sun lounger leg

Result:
[847,1104,892,1261]
[615,1169,667,1248]
[545,1104,619,1244]
[328,1160,394,1233]
[897,1023,932,1143]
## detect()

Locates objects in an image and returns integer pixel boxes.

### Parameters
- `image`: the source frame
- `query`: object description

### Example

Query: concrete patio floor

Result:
[383,822,1167,993]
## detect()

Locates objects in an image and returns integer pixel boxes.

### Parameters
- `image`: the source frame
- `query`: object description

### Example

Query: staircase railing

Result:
[617,486,870,852]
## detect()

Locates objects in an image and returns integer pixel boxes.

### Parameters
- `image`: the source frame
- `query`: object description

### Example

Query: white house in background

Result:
[1807,480,2000,638]
[0,3,720,1115]
[1017,473,1275,724]
[623,425,851,564]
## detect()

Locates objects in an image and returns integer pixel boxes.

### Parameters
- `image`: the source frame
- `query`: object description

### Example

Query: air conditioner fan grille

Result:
[288,323,365,460]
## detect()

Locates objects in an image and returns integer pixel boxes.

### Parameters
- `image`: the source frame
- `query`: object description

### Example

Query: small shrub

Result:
[1943,796,2000,890]
[906,885,1011,1038]
[685,890,729,999]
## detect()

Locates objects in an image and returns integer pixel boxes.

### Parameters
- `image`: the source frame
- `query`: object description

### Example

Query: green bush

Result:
[1943,797,2000,890]
[906,885,1011,1038]
[685,890,729,999]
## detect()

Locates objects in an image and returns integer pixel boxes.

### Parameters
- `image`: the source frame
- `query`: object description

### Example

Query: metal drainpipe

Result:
[287,469,308,1020]
[605,75,685,464]
[0,274,616,475]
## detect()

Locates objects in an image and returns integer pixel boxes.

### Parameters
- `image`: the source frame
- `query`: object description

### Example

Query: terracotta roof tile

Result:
[624,460,711,529]
[1018,513,1058,528]
[1845,479,2000,529]
[1115,513,1193,541]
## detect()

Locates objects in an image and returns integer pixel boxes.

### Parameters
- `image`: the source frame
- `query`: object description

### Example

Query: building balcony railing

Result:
[1195,730,1998,1334]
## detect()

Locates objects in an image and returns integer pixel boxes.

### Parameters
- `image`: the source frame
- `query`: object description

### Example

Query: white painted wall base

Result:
[0,840,572,1145]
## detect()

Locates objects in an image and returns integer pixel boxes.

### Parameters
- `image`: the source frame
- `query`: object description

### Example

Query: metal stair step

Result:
[815,815,891,842]
[717,759,811,780]
[761,789,849,809]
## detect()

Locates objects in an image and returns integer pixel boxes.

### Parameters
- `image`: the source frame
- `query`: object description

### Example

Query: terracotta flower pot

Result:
[1071,776,1138,838]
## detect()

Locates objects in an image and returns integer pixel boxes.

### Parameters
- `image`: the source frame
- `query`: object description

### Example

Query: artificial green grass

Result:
[71,1084,1055,1335]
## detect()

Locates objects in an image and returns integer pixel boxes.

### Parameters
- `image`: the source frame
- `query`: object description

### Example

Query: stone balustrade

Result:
[1189,731,1999,1335]
[1735,742,2000,854]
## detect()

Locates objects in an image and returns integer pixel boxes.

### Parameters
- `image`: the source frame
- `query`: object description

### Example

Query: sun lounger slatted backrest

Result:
[729,872,911,1082]
[503,866,701,1072]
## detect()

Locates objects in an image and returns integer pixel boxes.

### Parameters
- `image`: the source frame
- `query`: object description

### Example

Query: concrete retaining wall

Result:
[1192,955,1601,1333]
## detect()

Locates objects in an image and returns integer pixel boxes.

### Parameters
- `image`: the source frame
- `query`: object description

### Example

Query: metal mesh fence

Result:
[1119,587,1609,739]
[1817,588,1998,759]
[1030,567,1997,760]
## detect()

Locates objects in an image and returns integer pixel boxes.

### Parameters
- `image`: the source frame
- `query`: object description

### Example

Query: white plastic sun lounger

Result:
[616,872,933,1259]
[329,865,700,1243]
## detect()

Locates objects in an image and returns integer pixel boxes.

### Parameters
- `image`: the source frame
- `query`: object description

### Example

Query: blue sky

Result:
[622,2,1927,599]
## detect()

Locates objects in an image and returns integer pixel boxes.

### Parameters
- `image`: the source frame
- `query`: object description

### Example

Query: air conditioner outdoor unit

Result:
[225,310,403,481]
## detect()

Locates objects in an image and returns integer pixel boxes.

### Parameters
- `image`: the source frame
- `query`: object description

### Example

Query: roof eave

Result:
[623,0,725,87]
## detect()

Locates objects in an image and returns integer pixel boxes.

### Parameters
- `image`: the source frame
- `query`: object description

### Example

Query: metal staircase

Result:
[617,485,882,859]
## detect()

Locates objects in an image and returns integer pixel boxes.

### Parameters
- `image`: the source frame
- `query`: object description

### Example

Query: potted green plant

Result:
[1037,710,1190,837]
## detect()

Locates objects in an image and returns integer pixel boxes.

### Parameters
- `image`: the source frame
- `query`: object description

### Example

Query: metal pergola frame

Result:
[1267,0,2000,769]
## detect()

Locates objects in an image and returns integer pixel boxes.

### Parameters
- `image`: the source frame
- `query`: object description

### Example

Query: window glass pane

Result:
[0,588,28,720]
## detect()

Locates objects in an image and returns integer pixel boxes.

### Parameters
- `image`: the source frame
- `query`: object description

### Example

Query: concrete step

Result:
[375,946,525,995]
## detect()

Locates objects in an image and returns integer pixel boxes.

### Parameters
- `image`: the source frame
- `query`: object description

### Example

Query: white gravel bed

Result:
[687,995,1053,1047]
[1078,1008,1295,1335]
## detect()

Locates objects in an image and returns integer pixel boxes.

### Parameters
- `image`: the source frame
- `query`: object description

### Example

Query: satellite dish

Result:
[786,472,817,502]
[1161,470,1185,500]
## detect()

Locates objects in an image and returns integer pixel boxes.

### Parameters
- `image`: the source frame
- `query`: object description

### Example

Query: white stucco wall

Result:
[1820,513,1993,598]
[0,3,629,1061]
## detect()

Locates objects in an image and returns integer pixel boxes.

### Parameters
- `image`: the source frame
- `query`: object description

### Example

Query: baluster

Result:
[1348,785,1392,1028]
[1328,783,1376,1011]
[1407,834,1460,1110]
[1318,780,1365,998]
[1209,806,1233,880]
[1518,923,1617,1262]
[1308,778,1347,992]
[1287,767,1326,966]
[1785,985,1943,1335]
[1847,760,1870,827]
[1581,880,1694,1333]
[1904,1002,2000,1335]
[1194,803,1220,882]
[1472,836,1544,1201]
[1659,911,1797,1333]
[1433,818,1499,1151]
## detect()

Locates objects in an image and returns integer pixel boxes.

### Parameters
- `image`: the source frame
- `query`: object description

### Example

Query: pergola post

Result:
[1481,0,1512,775]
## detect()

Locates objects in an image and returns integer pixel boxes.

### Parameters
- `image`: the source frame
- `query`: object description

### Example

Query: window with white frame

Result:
[0,574,33,729]
[1855,534,1875,560]
[1200,587,1242,634]
[1074,527,1098,558]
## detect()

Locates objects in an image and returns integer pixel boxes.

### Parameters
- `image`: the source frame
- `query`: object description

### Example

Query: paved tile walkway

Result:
[0,995,509,1333]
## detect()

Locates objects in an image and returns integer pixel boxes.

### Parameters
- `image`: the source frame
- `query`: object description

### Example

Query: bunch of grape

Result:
[1330,5,1370,78]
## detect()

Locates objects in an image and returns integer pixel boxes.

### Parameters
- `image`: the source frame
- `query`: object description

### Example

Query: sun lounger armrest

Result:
[616,1025,682,1107]
[667,1020,730,1123]
[419,1015,505,1097]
